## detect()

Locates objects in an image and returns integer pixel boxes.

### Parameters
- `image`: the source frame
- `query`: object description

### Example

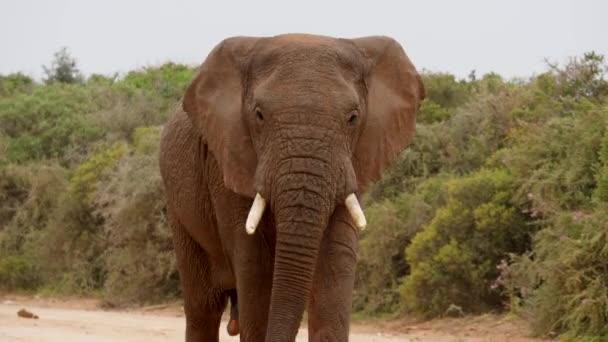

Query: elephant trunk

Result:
[263,156,335,341]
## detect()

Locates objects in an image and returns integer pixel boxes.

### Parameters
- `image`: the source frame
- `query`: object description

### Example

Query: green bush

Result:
[418,100,451,124]
[70,142,127,201]
[367,124,444,201]
[548,51,608,100]
[421,72,471,109]
[593,124,608,202]
[42,47,83,85]
[0,73,35,98]
[26,190,106,294]
[117,63,195,102]
[355,176,449,314]
[503,107,607,215]
[87,88,167,140]
[0,84,102,164]
[400,169,532,317]
[506,210,608,339]
[94,134,178,305]
[0,163,70,254]
[132,126,162,154]
[0,255,39,290]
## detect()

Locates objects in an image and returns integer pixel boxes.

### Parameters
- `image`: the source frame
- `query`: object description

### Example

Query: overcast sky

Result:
[1,0,606,80]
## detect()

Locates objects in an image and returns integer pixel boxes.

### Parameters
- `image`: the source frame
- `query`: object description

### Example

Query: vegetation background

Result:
[1,48,607,341]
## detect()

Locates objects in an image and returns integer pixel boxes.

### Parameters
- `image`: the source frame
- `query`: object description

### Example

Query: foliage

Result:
[506,210,608,339]
[0,73,35,98]
[0,51,192,303]
[418,100,451,124]
[132,126,162,154]
[360,52,608,340]
[1,49,608,341]
[0,84,102,165]
[546,51,608,100]
[43,47,84,84]
[503,106,607,216]
[0,163,70,253]
[0,255,39,290]
[93,130,178,305]
[70,142,127,201]
[593,126,608,202]
[415,72,471,124]
[85,64,194,141]
[355,176,449,314]
[117,62,194,101]
[400,169,531,317]
[421,72,471,109]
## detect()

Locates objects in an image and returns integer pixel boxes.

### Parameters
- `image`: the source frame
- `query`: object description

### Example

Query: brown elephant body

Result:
[159,34,424,342]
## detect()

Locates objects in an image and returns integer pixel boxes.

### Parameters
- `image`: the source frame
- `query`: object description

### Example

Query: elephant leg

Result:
[232,227,274,341]
[170,216,226,342]
[211,187,274,341]
[308,207,358,342]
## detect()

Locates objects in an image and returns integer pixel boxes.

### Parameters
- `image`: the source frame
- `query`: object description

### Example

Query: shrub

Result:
[0,163,70,254]
[421,72,471,109]
[547,51,608,100]
[117,62,195,102]
[418,100,451,124]
[26,191,106,294]
[0,255,39,290]
[42,47,83,85]
[132,126,162,154]
[94,134,178,305]
[0,73,35,98]
[506,210,608,339]
[503,107,608,216]
[0,162,106,293]
[86,88,168,140]
[400,169,532,317]
[0,84,102,164]
[70,142,127,201]
[367,124,444,201]
[440,85,522,174]
[355,176,449,314]
[593,124,608,202]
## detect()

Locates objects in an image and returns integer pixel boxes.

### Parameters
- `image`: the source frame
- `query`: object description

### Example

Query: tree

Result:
[42,47,83,84]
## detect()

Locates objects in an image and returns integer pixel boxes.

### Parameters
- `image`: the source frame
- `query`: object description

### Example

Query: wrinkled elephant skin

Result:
[159,33,424,342]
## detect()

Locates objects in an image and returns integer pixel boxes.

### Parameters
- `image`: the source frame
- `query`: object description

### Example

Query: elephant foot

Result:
[227,319,239,336]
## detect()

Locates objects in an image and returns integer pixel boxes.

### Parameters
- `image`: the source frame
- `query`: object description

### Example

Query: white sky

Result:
[0,0,606,80]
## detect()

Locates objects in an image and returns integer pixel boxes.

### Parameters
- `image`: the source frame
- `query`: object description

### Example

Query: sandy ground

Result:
[0,296,548,342]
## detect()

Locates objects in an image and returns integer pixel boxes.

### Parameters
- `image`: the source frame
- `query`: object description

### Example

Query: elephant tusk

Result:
[345,193,367,230]
[245,193,266,235]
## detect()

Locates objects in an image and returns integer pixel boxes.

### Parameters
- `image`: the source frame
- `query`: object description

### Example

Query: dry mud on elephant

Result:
[0,299,546,342]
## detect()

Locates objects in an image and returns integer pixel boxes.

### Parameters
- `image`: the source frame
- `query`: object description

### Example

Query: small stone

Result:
[17,308,39,319]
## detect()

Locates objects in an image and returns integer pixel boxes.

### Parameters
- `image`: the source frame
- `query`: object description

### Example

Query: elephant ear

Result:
[183,37,260,197]
[350,36,425,191]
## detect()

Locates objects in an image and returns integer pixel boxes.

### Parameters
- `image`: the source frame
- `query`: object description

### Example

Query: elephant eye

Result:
[255,108,264,121]
[347,110,359,124]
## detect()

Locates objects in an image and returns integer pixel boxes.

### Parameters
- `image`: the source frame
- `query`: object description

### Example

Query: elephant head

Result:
[183,34,424,341]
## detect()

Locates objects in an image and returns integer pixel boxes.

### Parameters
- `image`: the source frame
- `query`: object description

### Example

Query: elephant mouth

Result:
[244,191,366,235]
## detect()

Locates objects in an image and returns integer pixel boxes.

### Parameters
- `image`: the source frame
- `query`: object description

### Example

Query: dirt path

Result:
[0,297,547,341]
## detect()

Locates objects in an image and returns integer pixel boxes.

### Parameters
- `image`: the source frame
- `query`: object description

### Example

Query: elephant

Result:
[159,33,424,342]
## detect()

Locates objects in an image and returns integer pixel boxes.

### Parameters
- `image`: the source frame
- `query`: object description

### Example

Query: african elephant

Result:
[159,34,424,342]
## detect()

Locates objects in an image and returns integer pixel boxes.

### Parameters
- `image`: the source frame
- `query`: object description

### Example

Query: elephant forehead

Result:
[252,66,360,111]
[270,33,336,44]
[250,37,364,77]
